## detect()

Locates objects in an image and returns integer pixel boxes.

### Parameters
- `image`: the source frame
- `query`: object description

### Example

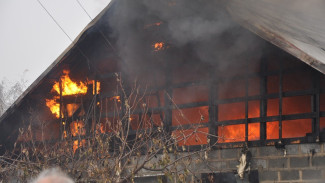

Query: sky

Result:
[0,0,111,88]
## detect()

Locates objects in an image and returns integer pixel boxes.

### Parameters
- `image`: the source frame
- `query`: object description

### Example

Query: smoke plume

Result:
[105,0,264,80]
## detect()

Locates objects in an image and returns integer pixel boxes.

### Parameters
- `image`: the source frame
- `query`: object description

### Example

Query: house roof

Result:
[1,0,325,123]
[227,0,325,73]
[0,0,116,123]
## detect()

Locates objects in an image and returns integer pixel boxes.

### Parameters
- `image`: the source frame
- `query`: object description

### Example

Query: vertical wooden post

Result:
[245,60,249,143]
[91,78,98,134]
[164,66,173,133]
[59,79,63,139]
[209,67,217,145]
[279,63,283,141]
[312,72,320,141]
[245,76,249,142]
[260,58,267,143]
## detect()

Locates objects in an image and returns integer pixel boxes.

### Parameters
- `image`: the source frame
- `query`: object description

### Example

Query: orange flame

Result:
[53,70,88,96]
[46,70,100,118]
[92,81,101,95]
[46,96,60,118]
[70,121,86,152]
[153,42,164,51]
[70,121,86,137]
[110,96,121,103]
[66,104,80,117]
[73,139,85,153]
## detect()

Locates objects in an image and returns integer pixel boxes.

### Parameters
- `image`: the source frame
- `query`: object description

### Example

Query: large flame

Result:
[53,70,88,96]
[46,70,99,118]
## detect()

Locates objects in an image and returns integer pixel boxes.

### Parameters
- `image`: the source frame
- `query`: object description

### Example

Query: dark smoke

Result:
[106,0,264,80]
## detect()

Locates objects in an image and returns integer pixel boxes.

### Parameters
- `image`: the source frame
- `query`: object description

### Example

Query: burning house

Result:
[1,0,325,182]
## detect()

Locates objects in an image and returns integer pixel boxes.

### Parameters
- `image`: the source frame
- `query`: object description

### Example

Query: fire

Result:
[53,70,88,96]
[70,121,86,137]
[92,80,101,95]
[46,70,100,118]
[153,42,164,51]
[73,139,85,153]
[70,121,86,152]
[66,104,80,117]
[218,92,312,142]
[46,96,60,118]
[110,96,121,103]
[144,21,162,29]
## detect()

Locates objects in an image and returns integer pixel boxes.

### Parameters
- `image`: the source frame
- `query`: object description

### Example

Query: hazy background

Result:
[0,0,111,89]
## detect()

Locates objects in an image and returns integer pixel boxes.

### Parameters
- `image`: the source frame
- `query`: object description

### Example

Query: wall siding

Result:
[133,143,325,183]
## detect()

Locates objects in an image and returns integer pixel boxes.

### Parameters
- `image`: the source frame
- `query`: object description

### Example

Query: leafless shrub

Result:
[0,75,225,183]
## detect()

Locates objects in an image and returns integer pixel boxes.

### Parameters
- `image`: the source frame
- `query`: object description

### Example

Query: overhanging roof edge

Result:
[0,0,116,123]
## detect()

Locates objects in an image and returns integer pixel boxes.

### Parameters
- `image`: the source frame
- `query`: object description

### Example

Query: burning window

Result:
[214,56,320,145]
[170,63,210,146]
[43,69,100,152]
[46,70,90,119]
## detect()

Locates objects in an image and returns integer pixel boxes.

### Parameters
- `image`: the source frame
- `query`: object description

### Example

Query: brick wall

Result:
[251,143,325,183]
[134,143,325,182]
[205,143,325,183]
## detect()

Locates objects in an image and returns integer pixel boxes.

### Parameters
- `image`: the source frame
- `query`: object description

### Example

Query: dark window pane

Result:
[173,85,208,105]
[267,75,279,94]
[218,102,245,121]
[248,100,260,118]
[218,79,245,99]
[282,96,311,115]
[320,94,325,111]
[130,113,164,130]
[283,72,311,92]
[267,98,279,116]
[320,117,325,131]
[248,77,260,96]
[173,63,209,84]
[145,91,165,108]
